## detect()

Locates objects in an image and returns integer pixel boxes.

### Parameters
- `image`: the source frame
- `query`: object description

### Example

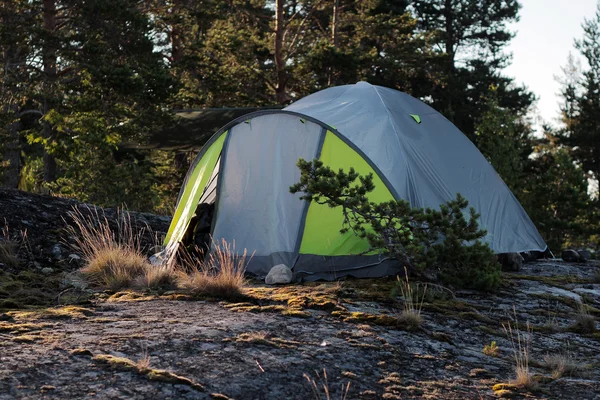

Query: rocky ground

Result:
[1,189,600,399]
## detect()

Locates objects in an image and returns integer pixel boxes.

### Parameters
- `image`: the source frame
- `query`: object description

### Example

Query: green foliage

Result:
[523,138,592,251]
[557,4,600,184]
[290,159,500,291]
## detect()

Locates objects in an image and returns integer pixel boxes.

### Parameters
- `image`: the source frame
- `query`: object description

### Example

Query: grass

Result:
[396,269,426,329]
[68,206,153,291]
[177,239,249,299]
[68,208,247,298]
[571,302,597,334]
[502,309,536,391]
[542,351,581,378]
[304,369,350,400]
[0,223,20,268]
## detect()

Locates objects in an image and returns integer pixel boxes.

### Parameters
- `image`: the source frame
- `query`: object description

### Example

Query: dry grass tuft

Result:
[396,268,426,329]
[0,223,19,268]
[133,266,178,291]
[543,351,580,379]
[67,207,152,291]
[502,309,537,391]
[177,239,249,299]
[572,303,597,334]
[304,368,351,400]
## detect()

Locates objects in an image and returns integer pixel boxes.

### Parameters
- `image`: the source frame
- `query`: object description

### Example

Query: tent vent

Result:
[410,114,421,124]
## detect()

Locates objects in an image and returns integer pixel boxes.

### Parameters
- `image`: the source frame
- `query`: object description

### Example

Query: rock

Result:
[41,267,54,275]
[497,253,523,271]
[577,249,591,261]
[520,250,544,263]
[265,264,293,285]
[51,244,63,260]
[562,249,584,262]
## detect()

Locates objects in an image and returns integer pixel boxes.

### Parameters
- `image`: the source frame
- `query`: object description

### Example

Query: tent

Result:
[162,82,547,280]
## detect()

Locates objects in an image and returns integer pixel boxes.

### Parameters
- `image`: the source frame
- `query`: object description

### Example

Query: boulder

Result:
[497,253,523,271]
[577,249,591,261]
[265,264,293,285]
[562,249,584,263]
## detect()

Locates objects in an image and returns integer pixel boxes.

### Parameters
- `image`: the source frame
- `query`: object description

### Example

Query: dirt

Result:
[1,189,600,399]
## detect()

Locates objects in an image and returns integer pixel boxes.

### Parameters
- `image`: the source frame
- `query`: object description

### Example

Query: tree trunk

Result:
[42,0,57,184]
[328,0,340,86]
[443,0,455,118]
[170,0,183,64]
[2,109,22,189]
[332,0,340,48]
[274,0,287,104]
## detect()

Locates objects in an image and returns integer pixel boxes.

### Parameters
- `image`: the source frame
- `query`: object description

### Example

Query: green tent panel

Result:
[299,131,395,256]
[164,132,226,245]
[162,82,547,281]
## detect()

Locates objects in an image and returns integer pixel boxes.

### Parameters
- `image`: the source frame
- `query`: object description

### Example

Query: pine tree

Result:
[558,3,600,184]
[410,0,534,140]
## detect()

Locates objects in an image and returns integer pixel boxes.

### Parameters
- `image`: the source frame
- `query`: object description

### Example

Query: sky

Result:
[504,0,598,130]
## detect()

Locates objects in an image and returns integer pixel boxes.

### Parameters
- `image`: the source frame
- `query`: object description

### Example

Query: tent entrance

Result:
[180,156,221,258]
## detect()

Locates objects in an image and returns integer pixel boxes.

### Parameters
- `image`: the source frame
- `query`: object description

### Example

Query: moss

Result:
[12,334,38,343]
[93,354,138,371]
[430,331,453,343]
[107,291,154,302]
[210,394,235,400]
[457,311,494,324]
[70,348,94,357]
[475,325,504,337]
[231,332,301,348]
[0,322,50,334]
[493,389,516,398]
[93,353,205,391]
[281,309,310,318]
[15,306,95,320]
[332,310,402,327]
[342,371,359,379]
[147,369,204,390]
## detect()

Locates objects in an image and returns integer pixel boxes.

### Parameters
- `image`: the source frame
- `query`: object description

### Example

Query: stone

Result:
[497,253,523,271]
[577,249,591,261]
[562,249,584,262]
[265,264,293,285]
[41,267,54,275]
[51,244,63,260]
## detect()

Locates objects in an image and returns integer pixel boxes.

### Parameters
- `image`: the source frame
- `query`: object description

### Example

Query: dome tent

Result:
[163,82,547,280]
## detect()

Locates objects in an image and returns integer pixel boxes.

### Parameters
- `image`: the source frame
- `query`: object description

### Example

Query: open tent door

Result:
[163,133,227,265]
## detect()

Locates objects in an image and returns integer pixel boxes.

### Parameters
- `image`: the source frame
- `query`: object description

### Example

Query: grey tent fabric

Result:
[285,81,547,254]
[211,114,323,275]
[169,82,546,281]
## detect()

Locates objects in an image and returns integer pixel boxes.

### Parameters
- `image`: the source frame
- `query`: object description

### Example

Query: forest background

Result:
[1,0,598,252]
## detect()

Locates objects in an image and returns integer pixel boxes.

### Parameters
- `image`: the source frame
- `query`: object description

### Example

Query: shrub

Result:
[290,159,500,290]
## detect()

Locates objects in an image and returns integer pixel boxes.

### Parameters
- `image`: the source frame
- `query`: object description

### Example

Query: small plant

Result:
[133,267,178,291]
[396,268,426,329]
[502,309,536,390]
[0,223,19,268]
[303,368,350,400]
[482,341,499,357]
[137,342,151,371]
[177,239,249,299]
[543,351,580,379]
[67,206,152,290]
[571,302,597,334]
